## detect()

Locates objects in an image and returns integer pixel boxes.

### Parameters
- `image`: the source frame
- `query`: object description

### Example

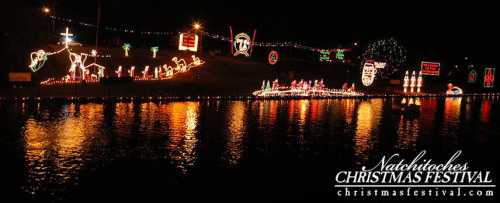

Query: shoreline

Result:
[1,93,499,103]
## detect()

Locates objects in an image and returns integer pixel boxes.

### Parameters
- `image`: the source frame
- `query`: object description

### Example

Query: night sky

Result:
[2,0,498,76]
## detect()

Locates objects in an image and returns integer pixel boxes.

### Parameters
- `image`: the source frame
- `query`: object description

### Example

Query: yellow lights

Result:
[193,22,202,30]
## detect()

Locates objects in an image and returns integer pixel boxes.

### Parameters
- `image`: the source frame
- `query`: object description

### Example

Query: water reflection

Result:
[442,98,462,144]
[354,99,382,163]
[2,97,497,201]
[225,101,247,166]
[23,103,103,195]
[165,102,200,174]
[396,115,419,150]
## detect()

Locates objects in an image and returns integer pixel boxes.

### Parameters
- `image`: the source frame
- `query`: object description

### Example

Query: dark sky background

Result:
[2,0,498,76]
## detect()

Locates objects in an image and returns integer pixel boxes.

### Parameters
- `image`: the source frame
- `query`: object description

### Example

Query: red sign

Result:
[178,33,198,52]
[484,68,495,88]
[420,61,440,76]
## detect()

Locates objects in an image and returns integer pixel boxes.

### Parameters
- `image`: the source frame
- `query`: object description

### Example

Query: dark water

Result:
[0,97,498,202]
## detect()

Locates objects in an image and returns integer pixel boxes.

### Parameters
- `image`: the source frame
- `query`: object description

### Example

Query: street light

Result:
[42,7,50,14]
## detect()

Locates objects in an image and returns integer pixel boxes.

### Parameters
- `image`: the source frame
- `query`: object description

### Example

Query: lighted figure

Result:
[272,79,279,90]
[60,27,73,48]
[446,83,464,95]
[122,43,131,57]
[291,80,297,89]
[98,67,105,79]
[154,67,159,79]
[403,70,409,93]
[191,55,204,66]
[68,52,88,80]
[416,71,423,93]
[116,66,123,77]
[142,66,150,79]
[233,33,252,57]
[165,66,173,77]
[265,80,271,91]
[151,46,159,58]
[361,62,376,86]
[261,80,266,90]
[91,49,97,57]
[410,71,416,93]
[172,57,187,72]
[129,66,135,78]
[29,50,48,72]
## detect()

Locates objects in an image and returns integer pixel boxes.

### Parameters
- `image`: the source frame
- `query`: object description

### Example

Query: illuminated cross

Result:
[60,27,74,48]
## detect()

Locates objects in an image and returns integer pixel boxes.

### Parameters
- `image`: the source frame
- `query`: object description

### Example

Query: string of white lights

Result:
[49,15,345,53]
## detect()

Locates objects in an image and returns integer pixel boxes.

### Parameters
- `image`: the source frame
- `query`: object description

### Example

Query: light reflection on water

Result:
[2,97,498,199]
[354,99,383,164]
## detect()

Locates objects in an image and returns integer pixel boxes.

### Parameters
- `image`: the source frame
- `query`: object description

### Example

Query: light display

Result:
[142,66,150,79]
[128,66,135,78]
[319,50,331,62]
[122,43,131,57]
[252,79,363,97]
[402,70,423,94]
[116,66,123,77]
[30,28,108,84]
[178,33,199,52]
[361,62,376,86]
[60,27,74,48]
[483,67,495,88]
[233,33,252,57]
[29,50,49,72]
[446,83,463,95]
[416,71,423,93]
[150,46,159,58]
[268,50,279,65]
[403,71,409,93]
[50,15,357,55]
[335,49,345,61]
[409,71,416,93]
[421,61,440,76]
[374,61,386,69]
[363,38,407,78]
[113,55,204,81]
[468,69,477,83]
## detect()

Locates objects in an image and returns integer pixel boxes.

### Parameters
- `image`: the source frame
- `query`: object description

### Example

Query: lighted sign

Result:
[421,61,440,76]
[319,50,331,62]
[374,61,386,69]
[361,62,377,86]
[233,33,251,57]
[484,67,495,88]
[178,33,199,52]
[268,50,279,65]
[468,69,477,83]
[335,49,345,61]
